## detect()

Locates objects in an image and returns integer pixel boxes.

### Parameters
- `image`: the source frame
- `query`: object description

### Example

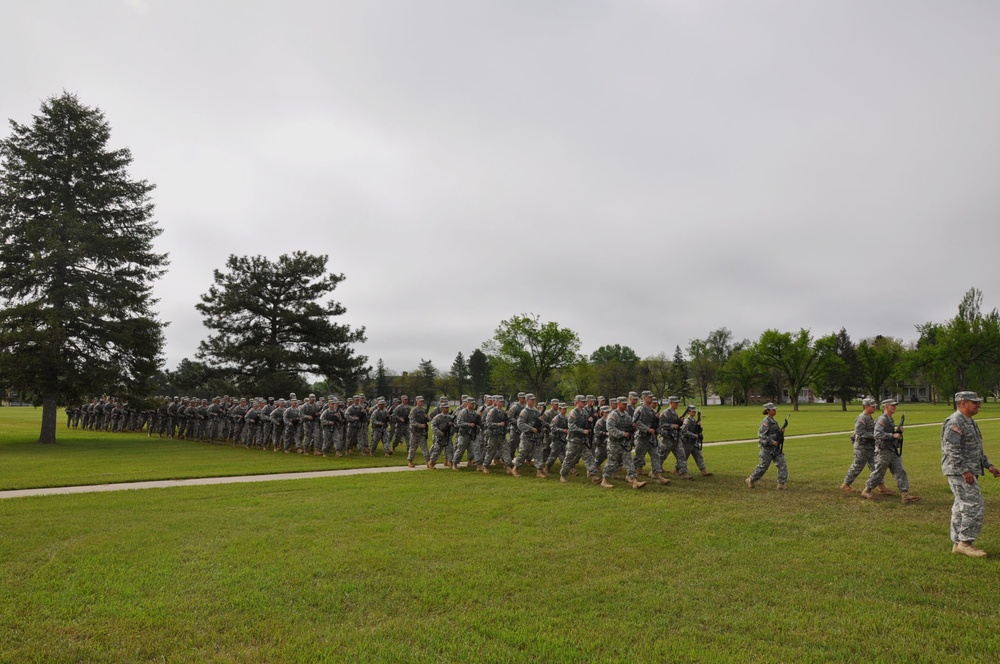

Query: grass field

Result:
[2,406,1000,661]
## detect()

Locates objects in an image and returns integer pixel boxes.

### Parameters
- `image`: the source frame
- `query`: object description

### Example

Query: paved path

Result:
[3,418,995,500]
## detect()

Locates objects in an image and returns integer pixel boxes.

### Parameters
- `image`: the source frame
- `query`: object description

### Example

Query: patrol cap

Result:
[880,398,898,406]
[377,397,386,404]
[861,397,878,408]
[550,398,559,404]
[600,405,611,413]
[574,395,585,402]
[686,405,697,412]
[327,395,335,400]
[268,397,275,402]
[597,395,605,401]
[641,390,653,397]
[308,393,316,399]
[416,396,425,402]
[525,393,536,400]
[955,391,983,403]
[558,402,567,409]
[439,398,448,404]
[289,393,297,399]
[628,391,638,398]
[401,395,408,400]
[517,392,526,398]
[617,396,628,403]
[586,395,595,401]
[358,393,366,398]
[441,402,450,409]
[762,402,776,412]
[330,396,340,404]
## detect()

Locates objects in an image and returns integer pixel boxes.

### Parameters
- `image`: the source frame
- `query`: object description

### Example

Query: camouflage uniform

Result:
[561,402,598,480]
[452,403,481,467]
[407,400,430,464]
[748,413,787,485]
[680,412,707,473]
[864,411,910,493]
[631,401,662,476]
[592,411,609,468]
[391,399,412,453]
[484,399,511,467]
[658,404,685,472]
[942,399,995,547]
[299,397,320,452]
[544,407,569,472]
[269,401,286,450]
[507,395,526,464]
[603,405,639,482]
[345,401,363,454]
[369,402,391,455]
[428,410,455,465]
[843,408,877,486]
[283,401,301,452]
[512,401,545,472]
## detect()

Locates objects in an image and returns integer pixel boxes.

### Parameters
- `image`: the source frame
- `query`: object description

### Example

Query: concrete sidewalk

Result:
[3,418,992,500]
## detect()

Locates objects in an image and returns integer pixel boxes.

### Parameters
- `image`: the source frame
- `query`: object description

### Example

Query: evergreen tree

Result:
[0,93,167,443]
[450,352,469,398]
[468,349,490,396]
[375,358,390,398]
[196,252,367,397]
[670,345,693,402]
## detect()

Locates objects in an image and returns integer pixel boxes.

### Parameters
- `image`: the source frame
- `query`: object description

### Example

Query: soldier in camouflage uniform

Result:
[658,397,687,476]
[283,398,301,453]
[560,396,600,484]
[261,398,275,450]
[544,402,569,473]
[593,405,610,469]
[427,403,455,468]
[355,394,370,455]
[369,397,391,456]
[344,397,363,455]
[679,405,712,477]
[428,398,454,466]
[407,396,430,468]
[483,395,509,472]
[511,394,546,478]
[391,396,411,454]
[320,396,344,456]
[299,394,320,454]
[507,393,527,467]
[269,399,286,451]
[632,391,670,484]
[861,399,920,503]
[243,400,262,447]
[745,403,787,489]
[601,398,647,489]
[230,398,248,446]
[452,398,481,469]
[942,391,1000,558]
[841,397,880,492]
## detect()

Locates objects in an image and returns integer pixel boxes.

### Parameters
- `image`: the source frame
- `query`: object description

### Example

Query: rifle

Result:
[693,410,704,450]
[895,412,905,457]
[775,415,791,455]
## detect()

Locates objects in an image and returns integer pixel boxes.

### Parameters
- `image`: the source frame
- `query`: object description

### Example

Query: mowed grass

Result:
[2,416,1000,661]
[2,403,994,491]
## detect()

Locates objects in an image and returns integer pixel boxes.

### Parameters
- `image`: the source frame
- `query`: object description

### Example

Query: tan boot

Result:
[860,487,876,500]
[745,477,755,489]
[478,464,490,474]
[953,541,988,558]
[559,475,568,483]
[840,483,855,493]
[901,492,921,504]
[600,477,614,488]
[776,483,787,490]
[652,473,672,485]
[536,469,547,479]
[505,465,514,475]
[511,466,521,477]
[636,468,648,477]
[407,461,415,468]
[676,472,694,481]
[451,464,459,471]
[701,471,713,477]
[629,478,647,489]
[590,475,602,484]
[877,484,895,496]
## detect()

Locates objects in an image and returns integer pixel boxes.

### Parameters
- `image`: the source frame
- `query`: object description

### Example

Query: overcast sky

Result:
[4,0,999,376]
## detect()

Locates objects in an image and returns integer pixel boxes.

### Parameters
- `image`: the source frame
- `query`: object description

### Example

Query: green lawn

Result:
[2,407,1000,661]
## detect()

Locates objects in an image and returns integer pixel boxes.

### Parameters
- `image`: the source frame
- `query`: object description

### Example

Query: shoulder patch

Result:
[952,426,962,434]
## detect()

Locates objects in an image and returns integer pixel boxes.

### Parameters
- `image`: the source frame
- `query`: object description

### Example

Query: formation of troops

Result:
[68,389,997,558]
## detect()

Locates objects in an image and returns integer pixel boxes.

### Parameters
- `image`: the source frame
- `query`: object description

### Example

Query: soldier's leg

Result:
[649,439,665,476]
[843,445,872,486]
[581,445,599,478]
[452,434,470,465]
[775,452,788,484]
[512,437,534,469]
[674,440,690,475]
[560,441,583,478]
[749,449,773,483]
[428,436,446,464]
[948,476,986,544]
[603,443,623,479]
[887,456,911,492]
[406,429,418,462]
[689,446,707,473]
[863,451,890,491]
[357,427,369,454]
[594,441,607,469]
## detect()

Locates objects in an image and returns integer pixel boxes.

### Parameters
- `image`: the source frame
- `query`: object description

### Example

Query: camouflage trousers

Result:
[679,441,706,473]
[270,423,284,449]
[561,437,598,478]
[346,425,360,451]
[206,418,222,442]
[428,434,454,464]
[321,425,341,453]
[513,434,544,470]
[603,439,637,481]
[473,432,486,465]
[749,448,787,484]
[261,421,273,448]
[356,426,370,453]
[407,426,429,462]
[391,425,407,452]
[659,436,685,472]
[544,436,567,470]
[864,447,909,492]
[593,437,608,467]
[298,421,316,451]
[842,443,876,486]
[452,432,475,465]
[947,475,986,544]
[484,431,510,467]
[370,426,389,454]
[283,422,300,451]
[632,435,663,475]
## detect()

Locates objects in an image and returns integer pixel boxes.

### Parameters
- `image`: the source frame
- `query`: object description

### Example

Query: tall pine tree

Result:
[0,93,167,443]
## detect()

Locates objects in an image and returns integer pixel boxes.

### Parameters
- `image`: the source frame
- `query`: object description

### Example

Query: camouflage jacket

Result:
[941,411,992,477]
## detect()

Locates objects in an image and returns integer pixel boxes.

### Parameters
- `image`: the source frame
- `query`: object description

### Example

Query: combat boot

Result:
[652,473,671,485]
[559,475,568,483]
[536,469,547,479]
[677,472,694,481]
[636,467,648,477]
[505,465,514,475]
[745,477,755,489]
[478,464,490,474]
[407,461,415,468]
[860,487,876,500]
[840,483,855,493]
[776,483,787,490]
[511,466,521,477]
[600,477,614,488]
[901,492,921,504]
[877,484,895,496]
[628,478,647,489]
[701,471,714,477]
[451,463,459,471]
[953,541,987,558]
[590,475,602,484]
